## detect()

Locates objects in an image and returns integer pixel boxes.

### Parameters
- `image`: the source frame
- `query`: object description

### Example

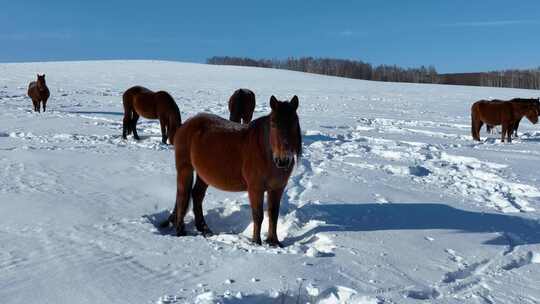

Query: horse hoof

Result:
[196,224,213,237]
[176,230,186,237]
[265,239,283,248]
[252,238,262,246]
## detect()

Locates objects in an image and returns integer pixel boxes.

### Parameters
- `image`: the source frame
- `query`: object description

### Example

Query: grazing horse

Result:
[27,74,50,112]
[163,95,301,247]
[228,88,256,124]
[122,86,181,144]
[471,99,538,142]
[486,98,540,137]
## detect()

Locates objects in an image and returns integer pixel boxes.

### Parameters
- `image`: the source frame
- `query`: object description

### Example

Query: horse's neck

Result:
[248,116,272,158]
[512,105,530,117]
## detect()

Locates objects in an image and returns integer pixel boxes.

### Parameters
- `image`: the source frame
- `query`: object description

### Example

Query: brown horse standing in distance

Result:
[471,100,538,142]
[122,86,182,144]
[228,88,256,123]
[485,98,540,137]
[27,74,50,112]
[163,95,301,247]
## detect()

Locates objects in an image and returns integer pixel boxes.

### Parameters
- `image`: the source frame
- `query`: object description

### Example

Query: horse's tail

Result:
[471,103,481,141]
[167,105,182,145]
[122,89,135,135]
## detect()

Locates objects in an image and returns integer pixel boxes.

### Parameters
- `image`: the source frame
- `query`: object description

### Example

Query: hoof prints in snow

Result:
[308,120,540,213]
[442,260,489,283]
[3,61,540,304]
[502,251,540,270]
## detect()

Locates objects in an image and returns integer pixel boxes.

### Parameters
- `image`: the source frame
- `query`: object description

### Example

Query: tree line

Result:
[207,56,540,90]
[207,56,438,84]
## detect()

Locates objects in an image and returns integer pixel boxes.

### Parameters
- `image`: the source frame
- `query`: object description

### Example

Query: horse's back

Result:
[123,86,152,102]
[124,86,159,118]
[472,100,512,125]
[229,89,255,110]
[179,113,248,139]
[154,91,179,111]
[175,113,249,191]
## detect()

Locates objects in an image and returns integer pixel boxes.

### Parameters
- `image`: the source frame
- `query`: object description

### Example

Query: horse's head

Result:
[36,74,46,91]
[269,95,302,169]
[525,104,539,124]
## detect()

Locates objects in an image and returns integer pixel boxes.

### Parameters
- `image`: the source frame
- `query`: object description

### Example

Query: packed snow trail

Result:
[1,61,540,303]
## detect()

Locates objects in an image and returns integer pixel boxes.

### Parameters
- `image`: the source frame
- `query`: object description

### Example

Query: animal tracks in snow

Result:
[305,116,540,213]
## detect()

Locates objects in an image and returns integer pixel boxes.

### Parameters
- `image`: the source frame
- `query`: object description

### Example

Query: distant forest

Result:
[207,56,540,90]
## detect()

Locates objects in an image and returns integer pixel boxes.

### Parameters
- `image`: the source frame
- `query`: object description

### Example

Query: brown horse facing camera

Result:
[162,95,302,247]
[471,99,539,142]
[228,88,256,123]
[122,86,182,144]
[485,98,540,137]
[27,74,50,112]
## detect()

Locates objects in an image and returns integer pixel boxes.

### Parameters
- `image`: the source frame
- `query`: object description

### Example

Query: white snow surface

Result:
[1,60,540,304]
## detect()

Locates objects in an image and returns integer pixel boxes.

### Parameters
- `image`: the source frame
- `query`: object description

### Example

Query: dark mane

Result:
[295,119,302,158]
[509,98,540,103]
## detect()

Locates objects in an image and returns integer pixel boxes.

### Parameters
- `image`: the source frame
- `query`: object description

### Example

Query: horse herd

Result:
[25,74,540,246]
[27,74,300,247]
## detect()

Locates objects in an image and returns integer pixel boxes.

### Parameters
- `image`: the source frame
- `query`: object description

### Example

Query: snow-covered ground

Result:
[1,60,540,304]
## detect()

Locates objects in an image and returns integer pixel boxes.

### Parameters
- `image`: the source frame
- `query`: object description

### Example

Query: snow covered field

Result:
[1,60,540,303]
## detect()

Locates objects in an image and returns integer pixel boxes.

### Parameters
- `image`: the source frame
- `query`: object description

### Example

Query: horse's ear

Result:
[290,95,299,110]
[270,95,278,110]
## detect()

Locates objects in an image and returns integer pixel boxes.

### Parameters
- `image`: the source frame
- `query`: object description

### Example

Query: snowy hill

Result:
[1,60,540,303]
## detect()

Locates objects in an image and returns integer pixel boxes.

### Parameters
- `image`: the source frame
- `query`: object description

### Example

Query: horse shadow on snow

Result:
[145,201,540,247]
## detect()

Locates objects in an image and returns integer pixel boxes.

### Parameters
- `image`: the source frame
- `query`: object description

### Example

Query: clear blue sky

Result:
[1,1,538,73]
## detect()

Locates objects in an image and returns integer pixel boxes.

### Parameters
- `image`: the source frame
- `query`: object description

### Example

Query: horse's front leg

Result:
[501,124,508,143]
[248,187,264,245]
[506,125,513,143]
[32,99,39,112]
[266,188,284,247]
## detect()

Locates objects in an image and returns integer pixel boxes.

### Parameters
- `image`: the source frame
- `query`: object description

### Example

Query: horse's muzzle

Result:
[273,155,293,169]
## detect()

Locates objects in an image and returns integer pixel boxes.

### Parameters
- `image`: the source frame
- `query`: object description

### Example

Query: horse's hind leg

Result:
[471,116,482,141]
[131,112,140,140]
[501,124,509,143]
[266,188,284,247]
[192,175,211,236]
[174,166,194,236]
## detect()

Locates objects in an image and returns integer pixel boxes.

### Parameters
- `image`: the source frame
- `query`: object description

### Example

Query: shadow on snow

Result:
[145,202,540,248]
